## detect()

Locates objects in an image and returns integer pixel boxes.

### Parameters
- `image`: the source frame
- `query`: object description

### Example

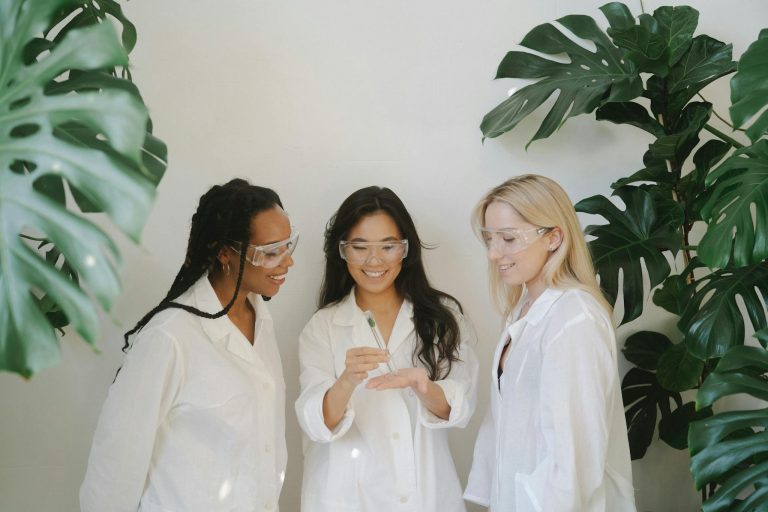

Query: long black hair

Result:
[121,178,283,352]
[319,186,462,380]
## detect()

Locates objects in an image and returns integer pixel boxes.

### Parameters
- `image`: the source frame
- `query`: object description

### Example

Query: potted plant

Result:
[0,0,167,377]
[479,2,768,509]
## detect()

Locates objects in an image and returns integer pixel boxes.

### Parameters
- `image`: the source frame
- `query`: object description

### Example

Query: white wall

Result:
[1,1,766,511]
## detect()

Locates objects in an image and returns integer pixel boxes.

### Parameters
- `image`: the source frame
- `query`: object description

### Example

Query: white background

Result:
[1,1,766,511]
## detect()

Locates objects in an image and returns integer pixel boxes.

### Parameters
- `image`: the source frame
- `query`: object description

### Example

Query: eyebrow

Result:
[347,236,401,242]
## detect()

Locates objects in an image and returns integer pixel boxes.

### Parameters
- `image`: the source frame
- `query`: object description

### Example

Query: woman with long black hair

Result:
[81,178,297,512]
[295,186,478,512]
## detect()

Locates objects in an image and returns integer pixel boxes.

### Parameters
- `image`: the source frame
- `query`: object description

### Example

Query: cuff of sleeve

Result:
[419,379,464,429]
[299,381,356,442]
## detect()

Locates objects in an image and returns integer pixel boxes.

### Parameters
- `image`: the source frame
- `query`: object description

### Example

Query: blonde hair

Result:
[471,174,611,317]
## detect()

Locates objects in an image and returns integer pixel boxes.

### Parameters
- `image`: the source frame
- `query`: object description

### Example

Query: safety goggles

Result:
[480,227,552,255]
[229,230,299,268]
[338,239,409,265]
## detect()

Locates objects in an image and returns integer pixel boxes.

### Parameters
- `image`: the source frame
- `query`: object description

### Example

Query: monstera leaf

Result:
[480,9,643,144]
[690,340,768,512]
[679,264,768,360]
[698,140,768,269]
[0,0,163,377]
[621,365,682,459]
[576,187,682,324]
[730,29,768,143]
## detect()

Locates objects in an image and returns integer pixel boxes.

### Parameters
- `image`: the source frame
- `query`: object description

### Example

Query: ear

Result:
[215,245,232,267]
[548,227,564,252]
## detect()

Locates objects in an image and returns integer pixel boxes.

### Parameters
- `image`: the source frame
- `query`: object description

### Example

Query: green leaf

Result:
[657,342,705,392]
[659,401,711,450]
[576,187,682,324]
[680,265,768,360]
[598,2,634,31]
[622,367,682,459]
[679,140,731,221]
[690,344,768,510]
[699,140,768,268]
[653,5,699,66]
[652,259,704,315]
[622,330,673,370]
[702,465,768,512]
[480,12,643,144]
[0,0,164,377]
[665,35,736,122]
[596,101,665,137]
[730,29,768,142]
[648,101,711,165]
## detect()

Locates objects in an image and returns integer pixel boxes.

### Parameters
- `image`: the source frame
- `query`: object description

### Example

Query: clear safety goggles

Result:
[339,239,409,265]
[480,227,552,255]
[229,230,299,268]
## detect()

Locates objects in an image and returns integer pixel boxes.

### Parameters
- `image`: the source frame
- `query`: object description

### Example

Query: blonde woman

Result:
[464,175,635,511]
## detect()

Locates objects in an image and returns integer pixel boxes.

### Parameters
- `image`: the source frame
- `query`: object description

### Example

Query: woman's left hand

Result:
[366,367,429,394]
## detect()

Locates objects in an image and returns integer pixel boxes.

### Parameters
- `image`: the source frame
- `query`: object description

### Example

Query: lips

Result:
[268,272,287,284]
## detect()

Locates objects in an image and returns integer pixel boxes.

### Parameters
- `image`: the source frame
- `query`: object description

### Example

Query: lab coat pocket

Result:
[514,472,543,512]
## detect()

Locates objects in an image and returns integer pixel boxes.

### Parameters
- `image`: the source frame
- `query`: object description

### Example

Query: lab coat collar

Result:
[507,287,564,330]
[191,275,272,363]
[331,288,414,354]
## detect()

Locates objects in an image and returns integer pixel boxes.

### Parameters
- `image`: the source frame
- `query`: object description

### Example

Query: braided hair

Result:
[121,179,283,352]
[319,186,462,381]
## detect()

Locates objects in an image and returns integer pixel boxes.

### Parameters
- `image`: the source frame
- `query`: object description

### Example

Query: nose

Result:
[487,242,503,262]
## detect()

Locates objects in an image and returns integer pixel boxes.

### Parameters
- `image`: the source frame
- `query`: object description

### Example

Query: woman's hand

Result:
[339,347,390,387]
[366,367,429,394]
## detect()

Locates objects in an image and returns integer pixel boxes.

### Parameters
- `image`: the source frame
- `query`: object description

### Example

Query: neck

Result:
[354,286,403,314]
[208,272,251,316]
[524,278,547,305]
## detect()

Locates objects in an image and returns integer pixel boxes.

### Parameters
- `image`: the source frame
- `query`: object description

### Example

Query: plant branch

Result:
[697,93,744,131]
[704,124,745,149]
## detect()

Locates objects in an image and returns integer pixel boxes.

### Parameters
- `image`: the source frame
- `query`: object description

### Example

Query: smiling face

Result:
[223,206,294,297]
[344,211,404,298]
[483,200,558,299]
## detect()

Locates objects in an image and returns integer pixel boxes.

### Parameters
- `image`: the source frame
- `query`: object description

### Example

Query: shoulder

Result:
[301,301,342,335]
[542,288,614,350]
[549,288,610,325]
[130,305,200,351]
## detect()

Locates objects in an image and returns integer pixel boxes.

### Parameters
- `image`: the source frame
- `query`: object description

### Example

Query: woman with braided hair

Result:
[80,179,297,512]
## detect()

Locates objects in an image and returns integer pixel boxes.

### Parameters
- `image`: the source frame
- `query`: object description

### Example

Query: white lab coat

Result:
[80,275,287,512]
[464,287,636,512]
[295,290,479,512]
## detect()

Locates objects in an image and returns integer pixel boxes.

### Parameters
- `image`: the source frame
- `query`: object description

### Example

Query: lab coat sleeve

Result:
[518,313,616,512]
[80,327,183,512]
[418,311,479,429]
[463,403,495,507]
[295,314,355,443]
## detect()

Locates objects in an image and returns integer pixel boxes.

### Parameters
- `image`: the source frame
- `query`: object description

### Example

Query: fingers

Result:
[341,347,390,386]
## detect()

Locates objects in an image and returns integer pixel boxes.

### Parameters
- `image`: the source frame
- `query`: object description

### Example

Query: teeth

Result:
[363,270,385,278]
[269,274,286,279]
[499,264,513,271]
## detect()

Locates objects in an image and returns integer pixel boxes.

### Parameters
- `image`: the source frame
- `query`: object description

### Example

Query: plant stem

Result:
[697,93,745,131]
[704,124,745,148]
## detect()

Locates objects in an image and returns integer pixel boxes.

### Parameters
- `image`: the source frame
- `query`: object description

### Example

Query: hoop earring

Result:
[223,262,230,276]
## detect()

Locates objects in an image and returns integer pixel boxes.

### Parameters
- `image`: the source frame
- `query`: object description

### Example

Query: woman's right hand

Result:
[339,347,389,387]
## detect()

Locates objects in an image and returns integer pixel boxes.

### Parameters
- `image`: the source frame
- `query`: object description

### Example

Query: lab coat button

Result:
[265,444,271,453]
[392,432,400,440]
[265,503,273,510]
[399,495,409,503]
